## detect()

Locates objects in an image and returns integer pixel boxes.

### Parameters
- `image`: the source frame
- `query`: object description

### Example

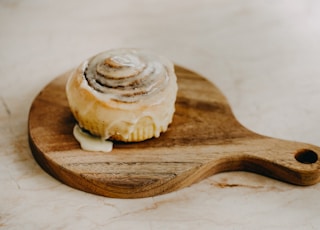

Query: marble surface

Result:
[1,0,320,229]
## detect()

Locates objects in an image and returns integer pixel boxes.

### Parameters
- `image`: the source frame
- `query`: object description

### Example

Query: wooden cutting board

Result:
[28,65,320,198]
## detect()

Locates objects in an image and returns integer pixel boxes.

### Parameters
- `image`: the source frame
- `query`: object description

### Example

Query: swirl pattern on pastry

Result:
[66,48,178,143]
[84,49,170,103]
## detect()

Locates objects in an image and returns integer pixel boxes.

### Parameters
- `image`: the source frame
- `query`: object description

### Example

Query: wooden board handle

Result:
[199,135,320,186]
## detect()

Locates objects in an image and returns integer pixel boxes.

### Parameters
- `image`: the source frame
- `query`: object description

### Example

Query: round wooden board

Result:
[28,66,320,198]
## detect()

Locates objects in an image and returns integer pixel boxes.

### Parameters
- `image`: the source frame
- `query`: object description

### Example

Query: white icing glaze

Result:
[73,125,113,152]
[83,48,172,105]
[66,48,177,141]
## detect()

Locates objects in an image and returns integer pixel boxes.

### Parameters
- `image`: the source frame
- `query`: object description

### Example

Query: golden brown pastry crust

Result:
[66,48,177,142]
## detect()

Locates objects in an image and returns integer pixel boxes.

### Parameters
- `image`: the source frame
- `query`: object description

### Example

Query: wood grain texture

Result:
[28,66,320,198]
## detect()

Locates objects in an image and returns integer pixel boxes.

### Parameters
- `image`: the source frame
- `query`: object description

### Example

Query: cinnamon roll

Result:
[66,48,178,143]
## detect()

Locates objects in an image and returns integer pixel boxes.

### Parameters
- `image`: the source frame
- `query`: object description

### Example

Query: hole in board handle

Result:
[295,149,318,164]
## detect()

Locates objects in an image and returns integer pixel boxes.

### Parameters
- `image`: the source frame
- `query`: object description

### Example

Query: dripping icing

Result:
[73,125,113,152]
[66,48,178,143]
